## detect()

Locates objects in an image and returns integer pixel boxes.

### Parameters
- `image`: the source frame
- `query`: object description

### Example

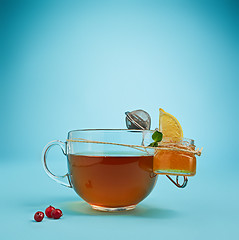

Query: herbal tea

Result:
[68,153,157,208]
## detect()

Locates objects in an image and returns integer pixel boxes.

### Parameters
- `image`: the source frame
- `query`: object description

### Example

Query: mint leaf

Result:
[149,142,158,147]
[152,131,163,142]
[148,130,163,147]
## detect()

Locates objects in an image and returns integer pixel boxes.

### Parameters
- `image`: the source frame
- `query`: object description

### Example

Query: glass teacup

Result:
[42,129,158,212]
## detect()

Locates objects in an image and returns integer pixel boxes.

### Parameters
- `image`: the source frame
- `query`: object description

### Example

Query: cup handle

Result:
[42,140,72,188]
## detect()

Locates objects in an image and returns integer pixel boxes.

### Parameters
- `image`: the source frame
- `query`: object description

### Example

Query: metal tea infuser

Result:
[125,110,151,130]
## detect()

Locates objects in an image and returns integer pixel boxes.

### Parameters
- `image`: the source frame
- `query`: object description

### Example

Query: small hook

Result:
[166,175,188,188]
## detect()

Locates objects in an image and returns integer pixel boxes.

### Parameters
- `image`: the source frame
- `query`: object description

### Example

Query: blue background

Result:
[0,0,238,239]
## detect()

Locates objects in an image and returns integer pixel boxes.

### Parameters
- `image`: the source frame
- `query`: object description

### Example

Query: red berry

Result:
[45,205,55,218]
[51,209,63,219]
[34,211,44,222]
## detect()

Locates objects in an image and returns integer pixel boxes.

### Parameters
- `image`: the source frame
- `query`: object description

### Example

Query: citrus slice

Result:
[159,108,183,142]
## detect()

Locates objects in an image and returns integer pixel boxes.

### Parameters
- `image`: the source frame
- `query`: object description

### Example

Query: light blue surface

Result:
[0,0,238,239]
[1,159,239,239]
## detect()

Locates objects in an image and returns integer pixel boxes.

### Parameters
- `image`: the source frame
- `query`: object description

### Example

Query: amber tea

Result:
[68,153,157,209]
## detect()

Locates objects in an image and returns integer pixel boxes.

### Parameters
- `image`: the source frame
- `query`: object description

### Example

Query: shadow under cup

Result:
[43,129,158,212]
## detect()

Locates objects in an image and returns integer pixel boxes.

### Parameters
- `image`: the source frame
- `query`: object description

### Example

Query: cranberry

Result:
[51,209,63,219]
[34,211,44,222]
[45,205,55,218]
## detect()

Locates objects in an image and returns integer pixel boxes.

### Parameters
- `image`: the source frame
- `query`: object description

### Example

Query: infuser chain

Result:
[166,175,188,188]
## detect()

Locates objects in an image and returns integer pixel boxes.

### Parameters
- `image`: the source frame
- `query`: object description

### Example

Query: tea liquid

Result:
[68,153,157,208]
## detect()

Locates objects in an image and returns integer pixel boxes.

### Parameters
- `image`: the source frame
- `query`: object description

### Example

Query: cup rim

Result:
[67,129,195,143]
[68,128,153,134]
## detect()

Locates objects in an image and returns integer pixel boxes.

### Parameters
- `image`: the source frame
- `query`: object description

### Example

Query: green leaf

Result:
[148,130,163,147]
[149,142,158,147]
[152,131,163,142]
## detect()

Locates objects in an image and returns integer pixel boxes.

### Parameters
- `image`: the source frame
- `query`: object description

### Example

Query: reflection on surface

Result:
[59,201,178,219]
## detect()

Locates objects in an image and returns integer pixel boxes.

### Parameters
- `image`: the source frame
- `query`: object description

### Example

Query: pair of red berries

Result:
[34,206,63,222]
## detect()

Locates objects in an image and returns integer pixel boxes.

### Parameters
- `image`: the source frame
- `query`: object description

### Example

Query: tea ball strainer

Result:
[125,109,151,130]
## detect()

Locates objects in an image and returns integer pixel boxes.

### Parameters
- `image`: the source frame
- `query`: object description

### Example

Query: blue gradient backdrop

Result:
[0,0,238,239]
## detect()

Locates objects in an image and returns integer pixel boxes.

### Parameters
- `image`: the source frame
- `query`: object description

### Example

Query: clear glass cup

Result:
[42,129,158,212]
